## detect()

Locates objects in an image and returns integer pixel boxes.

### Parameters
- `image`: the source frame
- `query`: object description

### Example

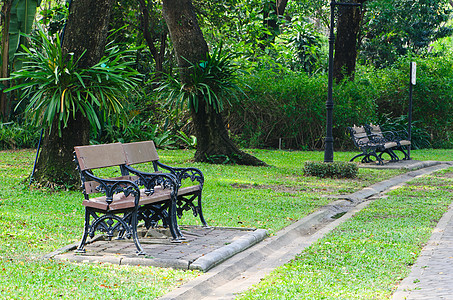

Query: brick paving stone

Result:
[52,226,260,269]
[393,204,453,300]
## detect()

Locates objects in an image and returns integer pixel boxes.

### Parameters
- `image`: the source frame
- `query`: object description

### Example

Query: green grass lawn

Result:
[238,157,453,299]
[0,148,451,299]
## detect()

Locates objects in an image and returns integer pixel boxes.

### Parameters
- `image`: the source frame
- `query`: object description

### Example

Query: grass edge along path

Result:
[237,167,453,300]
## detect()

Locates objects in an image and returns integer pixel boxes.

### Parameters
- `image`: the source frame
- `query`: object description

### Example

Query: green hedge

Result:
[228,69,378,150]
[303,161,358,179]
[372,56,453,148]
[229,56,453,150]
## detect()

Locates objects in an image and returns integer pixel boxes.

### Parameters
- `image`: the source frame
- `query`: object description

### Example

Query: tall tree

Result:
[34,0,115,186]
[333,0,367,82]
[261,0,289,48]
[0,0,12,119]
[162,0,265,165]
[110,0,168,76]
[136,0,167,76]
[359,0,452,67]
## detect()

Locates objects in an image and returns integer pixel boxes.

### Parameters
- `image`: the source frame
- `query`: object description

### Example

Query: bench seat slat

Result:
[82,185,201,211]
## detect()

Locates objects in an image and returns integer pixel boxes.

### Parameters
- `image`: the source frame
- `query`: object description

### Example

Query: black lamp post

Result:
[324,1,362,163]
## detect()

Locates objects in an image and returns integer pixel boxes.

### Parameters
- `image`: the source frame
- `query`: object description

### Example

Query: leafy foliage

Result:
[228,54,453,150]
[0,121,40,149]
[37,0,69,36]
[5,28,141,136]
[156,44,243,113]
[379,114,431,150]
[360,0,453,67]
[228,68,378,150]
[7,0,41,63]
[93,118,194,149]
[304,161,358,178]
[369,56,453,148]
[288,22,324,74]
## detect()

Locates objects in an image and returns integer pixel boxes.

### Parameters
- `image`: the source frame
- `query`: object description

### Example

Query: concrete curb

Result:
[190,229,268,272]
[48,228,269,271]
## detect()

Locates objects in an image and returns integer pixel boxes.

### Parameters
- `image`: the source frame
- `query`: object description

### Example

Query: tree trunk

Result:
[33,0,115,187]
[162,0,208,78]
[137,0,167,76]
[162,0,266,166]
[61,0,114,67]
[191,99,266,165]
[277,0,288,16]
[333,0,366,83]
[260,0,288,49]
[34,112,91,187]
[0,0,12,120]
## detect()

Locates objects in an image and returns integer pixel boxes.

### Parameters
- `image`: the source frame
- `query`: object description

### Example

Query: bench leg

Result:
[197,192,208,227]
[75,209,91,253]
[168,199,184,242]
[380,149,399,161]
[130,209,146,255]
[367,151,384,165]
[176,192,208,227]
[76,209,146,255]
[350,152,366,163]
[396,147,410,160]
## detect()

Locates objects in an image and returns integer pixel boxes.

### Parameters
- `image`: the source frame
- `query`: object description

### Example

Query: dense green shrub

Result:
[91,89,196,149]
[228,69,378,150]
[228,55,453,150]
[379,114,431,149]
[371,56,453,148]
[0,122,40,150]
[303,161,358,179]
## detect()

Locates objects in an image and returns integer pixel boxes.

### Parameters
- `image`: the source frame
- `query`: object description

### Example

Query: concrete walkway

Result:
[392,200,453,299]
[45,160,453,299]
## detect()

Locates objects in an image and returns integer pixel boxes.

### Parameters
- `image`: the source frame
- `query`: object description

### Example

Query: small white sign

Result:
[411,62,416,85]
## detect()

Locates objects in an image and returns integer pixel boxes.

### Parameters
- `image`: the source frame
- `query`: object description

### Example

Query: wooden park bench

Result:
[121,141,207,228]
[364,123,411,160]
[73,142,191,255]
[347,125,399,165]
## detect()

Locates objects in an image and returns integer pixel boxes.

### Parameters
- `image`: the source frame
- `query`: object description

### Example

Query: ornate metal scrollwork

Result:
[156,162,205,187]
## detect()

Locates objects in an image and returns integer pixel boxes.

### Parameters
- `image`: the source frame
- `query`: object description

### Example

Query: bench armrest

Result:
[392,129,410,141]
[122,164,180,194]
[82,171,141,206]
[155,161,204,187]
[367,133,388,144]
[379,130,397,140]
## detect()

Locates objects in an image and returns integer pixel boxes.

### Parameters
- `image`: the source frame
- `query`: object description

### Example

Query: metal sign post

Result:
[408,62,416,160]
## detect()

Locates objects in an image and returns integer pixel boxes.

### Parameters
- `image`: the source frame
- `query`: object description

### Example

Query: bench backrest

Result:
[122,141,159,165]
[74,143,136,195]
[349,125,370,145]
[367,123,384,138]
[74,142,127,171]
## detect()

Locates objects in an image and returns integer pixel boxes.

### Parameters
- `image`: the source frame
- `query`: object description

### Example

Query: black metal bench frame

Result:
[364,123,411,160]
[347,125,399,165]
[121,141,207,229]
[74,142,181,255]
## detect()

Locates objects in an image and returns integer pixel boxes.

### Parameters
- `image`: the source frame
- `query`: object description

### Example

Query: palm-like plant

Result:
[155,44,244,113]
[6,28,140,135]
